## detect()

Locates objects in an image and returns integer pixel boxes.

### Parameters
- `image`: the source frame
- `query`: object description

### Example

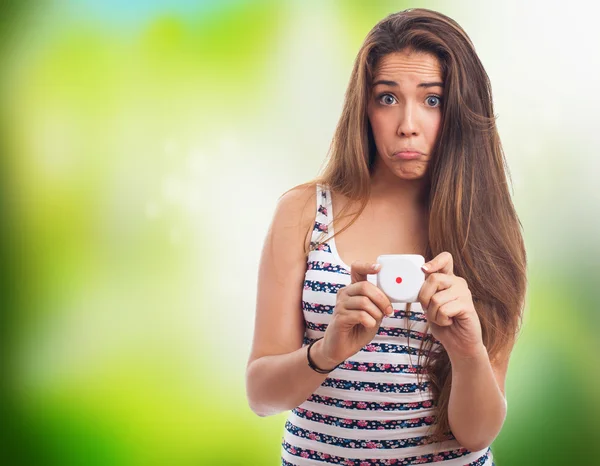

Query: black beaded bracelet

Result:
[307,337,339,374]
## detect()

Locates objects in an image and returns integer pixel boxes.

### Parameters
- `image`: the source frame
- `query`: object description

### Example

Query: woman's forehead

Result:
[373,51,443,84]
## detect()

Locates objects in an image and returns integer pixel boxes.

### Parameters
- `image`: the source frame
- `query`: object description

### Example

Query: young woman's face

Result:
[367,49,443,180]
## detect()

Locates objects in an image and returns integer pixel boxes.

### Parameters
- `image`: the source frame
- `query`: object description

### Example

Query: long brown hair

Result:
[288,8,527,444]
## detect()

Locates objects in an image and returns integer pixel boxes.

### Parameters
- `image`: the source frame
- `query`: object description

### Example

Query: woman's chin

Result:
[394,169,427,180]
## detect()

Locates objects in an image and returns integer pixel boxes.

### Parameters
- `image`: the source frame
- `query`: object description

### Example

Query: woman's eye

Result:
[378,94,397,105]
[425,95,442,107]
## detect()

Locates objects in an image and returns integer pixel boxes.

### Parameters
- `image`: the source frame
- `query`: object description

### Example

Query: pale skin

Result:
[246,48,511,452]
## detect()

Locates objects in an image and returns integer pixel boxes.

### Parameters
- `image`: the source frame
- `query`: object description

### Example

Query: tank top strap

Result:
[312,183,332,246]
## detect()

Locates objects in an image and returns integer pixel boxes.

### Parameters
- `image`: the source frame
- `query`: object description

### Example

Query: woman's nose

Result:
[396,104,418,136]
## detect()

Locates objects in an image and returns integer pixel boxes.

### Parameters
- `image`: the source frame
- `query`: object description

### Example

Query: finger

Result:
[428,288,459,320]
[434,299,466,326]
[339,308,378,329]
[357,311,378,328]
[431,306,453,327]
[343,295,387,323]
[417,273,454,311]
[438,299,467,320]
[422,251,454,276]
[345,281,394,316]
[350,260,381,284]
[429,296,458,327]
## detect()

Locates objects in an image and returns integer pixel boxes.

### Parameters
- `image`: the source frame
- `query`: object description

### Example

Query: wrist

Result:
[310,338,342,371]
[449,343,489,369]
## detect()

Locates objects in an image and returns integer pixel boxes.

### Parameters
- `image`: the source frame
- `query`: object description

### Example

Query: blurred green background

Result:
[1,0,599,465]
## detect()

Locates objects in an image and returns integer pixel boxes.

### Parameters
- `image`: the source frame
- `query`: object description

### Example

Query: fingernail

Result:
[373,264,381,271]
[386,305,394,316]
[421,264,429,272]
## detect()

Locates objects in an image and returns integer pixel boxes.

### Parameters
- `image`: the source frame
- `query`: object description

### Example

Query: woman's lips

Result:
[393,151,422,160]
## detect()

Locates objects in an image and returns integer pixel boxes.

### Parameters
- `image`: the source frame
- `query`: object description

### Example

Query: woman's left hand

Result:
[417,252,484,359]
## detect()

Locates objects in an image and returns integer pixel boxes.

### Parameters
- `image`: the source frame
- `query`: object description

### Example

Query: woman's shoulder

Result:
[274,181,321,227]
[275,181,323,253]
[277,181,319,210]
[278,180,332,200]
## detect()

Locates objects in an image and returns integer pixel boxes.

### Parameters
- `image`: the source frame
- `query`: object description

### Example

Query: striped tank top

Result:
[280,183,495,466]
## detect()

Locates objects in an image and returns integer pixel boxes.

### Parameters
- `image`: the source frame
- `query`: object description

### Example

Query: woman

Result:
[246,8,527,465]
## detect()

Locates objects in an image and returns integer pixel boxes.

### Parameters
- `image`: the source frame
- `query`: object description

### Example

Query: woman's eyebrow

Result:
[372,80,444,88]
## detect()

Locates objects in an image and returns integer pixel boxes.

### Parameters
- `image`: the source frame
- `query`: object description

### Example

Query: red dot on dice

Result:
[396,277,402,284]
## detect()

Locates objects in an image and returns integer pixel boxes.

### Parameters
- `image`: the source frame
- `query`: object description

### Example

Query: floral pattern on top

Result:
[321,377,430,394]
[305,320,437,343]
[281,440,490,465]
[293,407,437,430]
[303,337,431,357]
[304,394,436,411]
[395,309,428,322]
[302,302,427,323]
[314,221,329,233]
[285,420,430,449]
[303,280,346,294]
[310,241,332,253]
[336,360,428,374]
[307,260,351,275]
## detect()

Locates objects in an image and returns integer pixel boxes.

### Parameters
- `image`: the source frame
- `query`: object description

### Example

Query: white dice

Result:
[376,254,426,303]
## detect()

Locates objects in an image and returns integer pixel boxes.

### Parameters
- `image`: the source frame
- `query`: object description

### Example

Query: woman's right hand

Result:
[317,261,394,368]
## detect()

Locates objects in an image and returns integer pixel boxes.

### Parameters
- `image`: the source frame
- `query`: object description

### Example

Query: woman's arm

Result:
[417,252,517,451]
[246,185,340,416]
[447,344,508,451]
[247,339,338,416]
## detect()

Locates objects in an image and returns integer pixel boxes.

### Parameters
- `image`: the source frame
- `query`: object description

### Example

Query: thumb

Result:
[422,251,454,276]
[350,260,381,284]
